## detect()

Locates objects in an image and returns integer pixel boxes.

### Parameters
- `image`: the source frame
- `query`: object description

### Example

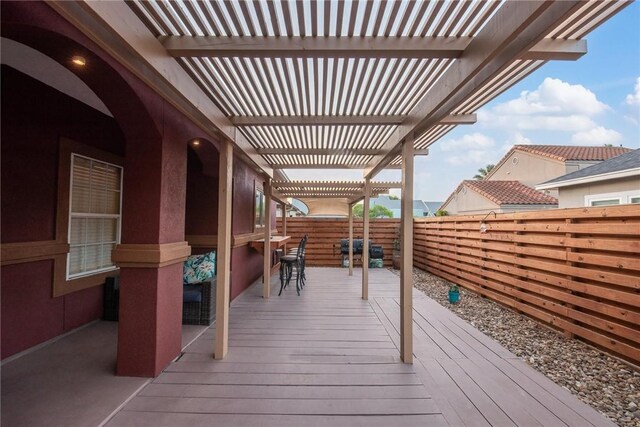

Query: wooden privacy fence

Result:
[276,217,400,267]
[414,205,640,364]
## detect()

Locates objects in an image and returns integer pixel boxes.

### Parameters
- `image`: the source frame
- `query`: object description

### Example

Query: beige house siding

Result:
[489,151,565,188]
[558,176,640,208]
[565,161,602,174]
[441,185,500,215]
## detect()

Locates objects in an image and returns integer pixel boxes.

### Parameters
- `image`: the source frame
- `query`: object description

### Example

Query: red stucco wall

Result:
[185,146,219,237]
[230,159,270,299]
[0,66,124,359]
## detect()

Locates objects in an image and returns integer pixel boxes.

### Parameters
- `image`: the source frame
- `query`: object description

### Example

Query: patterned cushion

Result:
[183,251,216,284]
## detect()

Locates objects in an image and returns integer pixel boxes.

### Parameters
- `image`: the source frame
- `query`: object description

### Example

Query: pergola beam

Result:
[364,0,584,179]
[272,163,406,170]
[232,114,475,127]
[259,148,382,156]
[260,148,429,156]
[278,192,390,199]
[270,188,289,210]
[161,35,586,62]
[233,115,403,126]
[522,38,587,60]
[161,35,471,59]
[438,114,477,125]
[273,181,401,189]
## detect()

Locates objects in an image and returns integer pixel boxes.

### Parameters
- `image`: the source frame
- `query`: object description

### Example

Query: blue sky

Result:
[288,2,640,202]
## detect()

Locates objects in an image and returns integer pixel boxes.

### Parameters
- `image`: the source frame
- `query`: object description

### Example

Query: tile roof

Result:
[463,180,558,205]
[485,145,633,181]
[512,145,631,162]
[540,149,640,186]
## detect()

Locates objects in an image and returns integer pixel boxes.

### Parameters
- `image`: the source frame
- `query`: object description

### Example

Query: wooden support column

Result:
[362,180,371,300]
[263,178,272,299]
[215,140,233,360]
[400,136,414,364]
[282,202,287,253]
[348,203,354,277]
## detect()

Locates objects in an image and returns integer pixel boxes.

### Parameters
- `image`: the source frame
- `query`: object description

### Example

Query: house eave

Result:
[536,168,640,190]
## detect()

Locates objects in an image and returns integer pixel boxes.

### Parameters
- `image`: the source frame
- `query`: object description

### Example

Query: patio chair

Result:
[287,234,308,287]
[182,251,217,325]
[279,235,307,296]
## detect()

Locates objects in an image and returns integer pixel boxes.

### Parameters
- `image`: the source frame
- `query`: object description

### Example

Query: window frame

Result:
[254,182,266,231]
[585,190,640,207]
[53,138,124,297]
[66,153,123,280]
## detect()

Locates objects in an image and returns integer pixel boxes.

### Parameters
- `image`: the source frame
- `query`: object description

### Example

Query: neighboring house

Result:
[441,180,558,215]
[536,149,640,208]
[441,144,632,215]
[370,195,435,217]
[486,145,632,199]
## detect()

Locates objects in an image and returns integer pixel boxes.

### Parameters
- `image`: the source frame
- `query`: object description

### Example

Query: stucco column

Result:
[112,133,189,377]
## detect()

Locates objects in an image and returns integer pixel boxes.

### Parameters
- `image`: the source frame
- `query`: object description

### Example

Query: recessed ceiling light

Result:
[192,139,200,146]
[71,56,86,66]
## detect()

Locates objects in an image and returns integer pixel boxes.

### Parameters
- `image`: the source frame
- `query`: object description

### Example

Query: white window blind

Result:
[67,154,122,279]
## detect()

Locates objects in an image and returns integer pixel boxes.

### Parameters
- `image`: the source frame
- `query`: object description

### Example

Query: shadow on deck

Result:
[107,268,615,427]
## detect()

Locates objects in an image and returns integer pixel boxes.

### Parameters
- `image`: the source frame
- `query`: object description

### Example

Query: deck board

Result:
[106,268,616,427]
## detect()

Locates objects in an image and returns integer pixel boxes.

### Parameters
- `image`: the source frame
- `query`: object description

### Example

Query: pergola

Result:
[51,0,629,363]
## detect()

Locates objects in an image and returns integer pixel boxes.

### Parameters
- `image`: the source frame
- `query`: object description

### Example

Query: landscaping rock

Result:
[401,267,640,427]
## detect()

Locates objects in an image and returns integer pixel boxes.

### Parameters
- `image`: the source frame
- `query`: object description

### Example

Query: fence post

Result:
[564,218,576,339]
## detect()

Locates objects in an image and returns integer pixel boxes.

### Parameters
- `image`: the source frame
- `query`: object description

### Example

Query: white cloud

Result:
[625,77,640,105]
[440,132,494,152]
[570,126,623,146]
[623,115,638,126]
[493,77,608,116]
[509,132,532,146]
[480,77,609,132]
[439,133,496,165]
[480,112,597,132]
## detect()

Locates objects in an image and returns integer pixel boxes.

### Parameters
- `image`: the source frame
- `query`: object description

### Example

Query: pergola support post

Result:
[215,140,233,360]
[263,178,272,299]
[400,136,414,364]
[348,203,354,277]
[362,179,370,300]
[282,202,287,254]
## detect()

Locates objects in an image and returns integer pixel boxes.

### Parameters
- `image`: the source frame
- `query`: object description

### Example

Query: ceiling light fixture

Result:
[71,56,86,67]
[192,139,200,146]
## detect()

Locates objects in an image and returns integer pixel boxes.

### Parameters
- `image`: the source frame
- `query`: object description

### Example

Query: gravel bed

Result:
[393,267,639,427]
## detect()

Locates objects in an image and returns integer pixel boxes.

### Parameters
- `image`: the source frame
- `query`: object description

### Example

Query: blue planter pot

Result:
[448,290,460,304]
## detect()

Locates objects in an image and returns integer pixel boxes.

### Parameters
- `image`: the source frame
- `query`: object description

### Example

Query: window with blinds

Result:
[67,154,122,279]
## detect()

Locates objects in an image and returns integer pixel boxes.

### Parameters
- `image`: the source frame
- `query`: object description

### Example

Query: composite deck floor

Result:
[107,268,615,426]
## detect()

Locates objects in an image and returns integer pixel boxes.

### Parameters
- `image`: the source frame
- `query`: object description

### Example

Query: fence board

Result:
[277,218,400,267]
[414,205,640,365]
